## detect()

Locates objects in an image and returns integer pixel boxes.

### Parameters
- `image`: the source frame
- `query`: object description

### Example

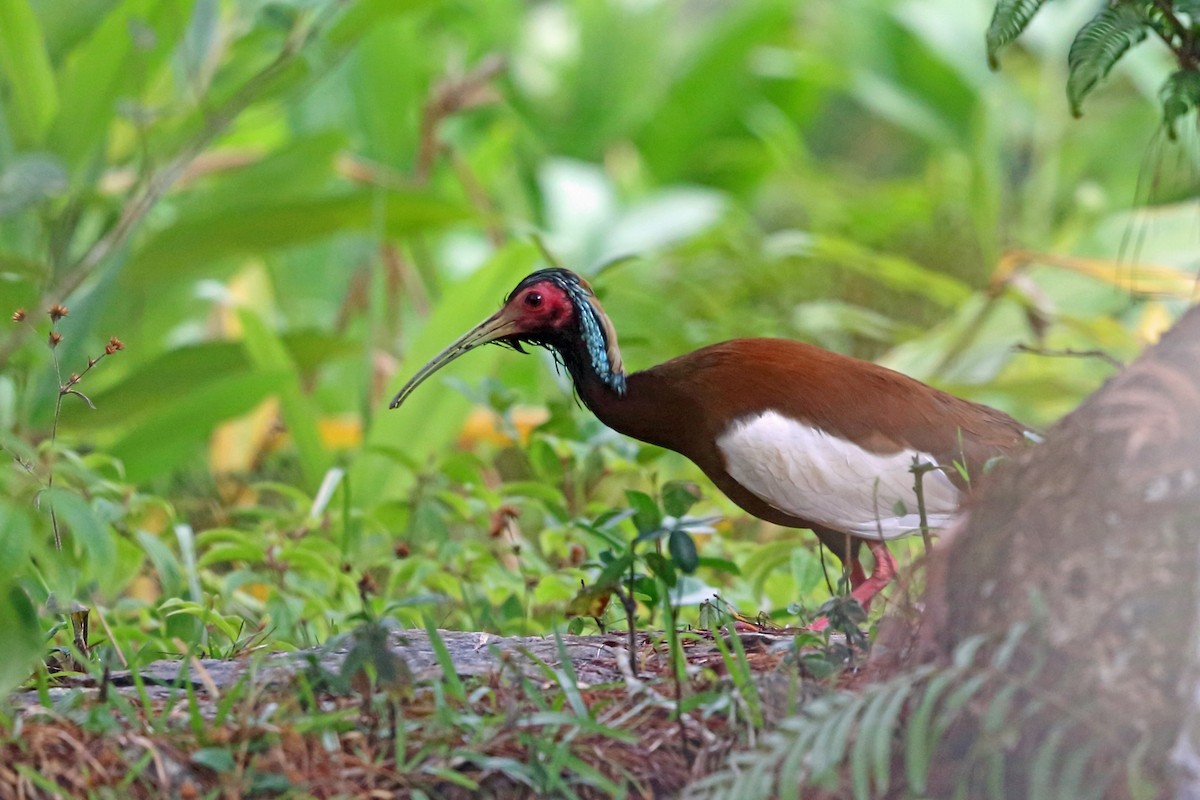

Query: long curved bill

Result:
[388,308,522,410]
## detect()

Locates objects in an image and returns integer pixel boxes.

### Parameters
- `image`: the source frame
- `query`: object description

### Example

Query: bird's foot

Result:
[808,540,898,631]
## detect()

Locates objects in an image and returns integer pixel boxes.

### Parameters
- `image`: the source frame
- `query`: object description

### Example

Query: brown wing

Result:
[613,339,1030,489]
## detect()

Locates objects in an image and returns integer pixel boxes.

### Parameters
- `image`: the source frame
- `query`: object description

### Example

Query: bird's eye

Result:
[524,292,543,309]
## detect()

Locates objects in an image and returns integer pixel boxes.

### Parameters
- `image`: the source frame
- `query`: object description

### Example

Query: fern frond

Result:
[986,0,1051,69]
[686,664,938,800]
[1160,68,1200,138]
[683,621,1140,799]
[1067,3,1151,116]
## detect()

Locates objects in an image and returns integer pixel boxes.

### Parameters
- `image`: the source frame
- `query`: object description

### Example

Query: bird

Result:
[389,268,1031,625]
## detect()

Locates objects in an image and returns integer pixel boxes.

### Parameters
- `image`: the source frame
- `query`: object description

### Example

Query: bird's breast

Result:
[715,409,963,540]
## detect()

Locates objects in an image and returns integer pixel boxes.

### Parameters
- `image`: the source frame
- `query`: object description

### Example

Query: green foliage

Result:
[990,0,1200,125]
[1067,4,1151,117]
[986,0,1051,69]
[1161,68,1200,136]
[0,6,1188,794]
[688,624,1125,799]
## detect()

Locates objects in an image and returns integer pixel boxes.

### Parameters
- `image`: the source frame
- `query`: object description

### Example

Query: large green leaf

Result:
[125,191,471,283]
[776,232,973,308]
[1067,3,1149,117]
[57,342,253,430]
[327,0,441,48]
[635,0,791,182]
[108,369,287,481]
[0,0,59,145]
[42,487,117,582]
[511,1,674,159]
[171,132,346,217]
[0,502,33,580]
[0,154,69,218]
[238,309,330,490]
[46,0,192,172]
[352,242,541,506]
[346,16,429,169]
[0,570,40,699]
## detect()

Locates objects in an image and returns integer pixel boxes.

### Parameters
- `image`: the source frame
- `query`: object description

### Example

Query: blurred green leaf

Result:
[668,529,698,574]
[191,747,236,774]
[662,480,701,518]
[346,15,427,169]
[0,578,40,699]
[134,530,183,598]
[644,552,677,588]
[197,542,266,568]
[43,487,117,582]
[58,342,253,430]
[528,438,565,483]
[47,0,191,171]
[625,489,661,536]
[773,232,973,308]
[127,191,471,283]
[0,154,69,218]
[173,133,346,216]
[0,0,59,145]
[0,503,33,586]
[635,0,791,181]
[238,309,330,490]
[0,252,49,281]
[108,370,287,481]
[353,242,540,505]
[592,188,726,269]
[179,0,218,90]
[327,0,440,47]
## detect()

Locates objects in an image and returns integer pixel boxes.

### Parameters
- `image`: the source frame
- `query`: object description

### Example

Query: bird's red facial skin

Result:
[509,281,575,335]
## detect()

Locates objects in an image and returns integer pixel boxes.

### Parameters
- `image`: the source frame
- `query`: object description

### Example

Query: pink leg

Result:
[848,555,868,589]
[809,540,896,631]
[849,540,896,613]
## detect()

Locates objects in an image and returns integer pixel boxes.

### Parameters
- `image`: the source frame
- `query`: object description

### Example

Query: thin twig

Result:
[1013,342,1124,369]
[612,581,640,680]
[413,55,505,185]
[47,321,64,551]
[911,457,934,556]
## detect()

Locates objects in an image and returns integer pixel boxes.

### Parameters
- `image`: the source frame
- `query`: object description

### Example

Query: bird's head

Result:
[389,268,626,410]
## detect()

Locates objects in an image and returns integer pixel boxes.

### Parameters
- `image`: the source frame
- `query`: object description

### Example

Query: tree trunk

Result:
[916,304,1200,797]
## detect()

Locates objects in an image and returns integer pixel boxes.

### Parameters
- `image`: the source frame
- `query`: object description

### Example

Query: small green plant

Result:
[566,481,730,665]
[2,305,125,681]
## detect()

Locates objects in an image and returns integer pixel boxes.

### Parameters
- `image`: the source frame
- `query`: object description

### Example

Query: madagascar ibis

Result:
[390,268,1030,620]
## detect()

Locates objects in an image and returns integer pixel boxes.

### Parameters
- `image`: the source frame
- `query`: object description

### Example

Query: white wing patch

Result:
[716,410,962,540]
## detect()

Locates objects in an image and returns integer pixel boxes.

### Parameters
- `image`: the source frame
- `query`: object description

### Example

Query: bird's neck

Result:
[563,351,681,451]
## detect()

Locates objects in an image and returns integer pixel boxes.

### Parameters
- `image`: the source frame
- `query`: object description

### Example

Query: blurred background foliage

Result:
[0,0,1196,693]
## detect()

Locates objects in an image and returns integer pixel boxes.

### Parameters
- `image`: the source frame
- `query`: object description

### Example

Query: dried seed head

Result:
[48,331,62,347]
[11,309,25,322]
[567,542,587,566]
[394,542,411,559]
[488,504,519,538]
[49,304,68,322]
[105,336,125,355]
